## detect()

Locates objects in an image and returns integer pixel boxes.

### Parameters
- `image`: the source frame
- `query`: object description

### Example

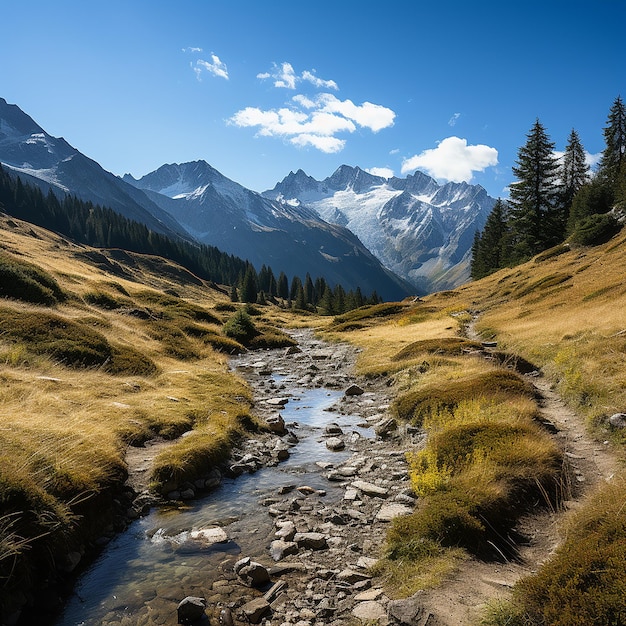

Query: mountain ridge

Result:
[264,165,496,292]
[125,160,414,300]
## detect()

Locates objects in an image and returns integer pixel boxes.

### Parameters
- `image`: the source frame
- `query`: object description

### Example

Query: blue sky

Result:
[2,0,624,199]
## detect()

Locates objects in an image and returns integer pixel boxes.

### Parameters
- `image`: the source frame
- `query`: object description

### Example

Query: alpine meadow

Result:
[1,36,626,626]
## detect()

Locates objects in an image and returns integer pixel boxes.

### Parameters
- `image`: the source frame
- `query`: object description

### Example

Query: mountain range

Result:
[0,97,497,298]
[265,166,497,293]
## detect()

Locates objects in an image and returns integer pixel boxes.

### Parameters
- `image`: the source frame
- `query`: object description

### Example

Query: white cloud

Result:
[366,167,394,179]
[290,134,346,153]
[316,94,395,132]
[302,70,338,90]
[448,112,461,127]
[230,92,395,154]
[401,136,498,183]
[183,46,203,53]
[194,54,229,80]
[554,149,602,170]
[258,62,339,91]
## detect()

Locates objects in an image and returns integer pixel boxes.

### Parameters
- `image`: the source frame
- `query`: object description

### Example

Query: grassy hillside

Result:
[0,214,297,623]
[2,208,624,626]
[322,226,626,624]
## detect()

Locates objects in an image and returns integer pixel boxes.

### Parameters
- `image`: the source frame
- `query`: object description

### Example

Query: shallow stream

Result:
[55,340,373,625]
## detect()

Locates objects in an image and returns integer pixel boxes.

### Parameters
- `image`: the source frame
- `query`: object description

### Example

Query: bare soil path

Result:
[415,328,621,626]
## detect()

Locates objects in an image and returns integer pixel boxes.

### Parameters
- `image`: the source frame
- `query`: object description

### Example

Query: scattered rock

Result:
[387,594,437,626]
[177,596,207,624]
[352,600,387,622]
[345,384,365,396]
[294,532,328,550]
[240,597,270,624]
[325,437,346,451]
[375,503,414,522]
[269,539,299,561]
[352,480,389,498]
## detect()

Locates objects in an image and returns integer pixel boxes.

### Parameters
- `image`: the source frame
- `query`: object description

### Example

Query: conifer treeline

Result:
[472,96,625,279]
[0,164,381,313]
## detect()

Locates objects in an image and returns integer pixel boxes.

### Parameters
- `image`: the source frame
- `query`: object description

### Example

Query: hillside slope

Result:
[321,226,626,625]
[0,213,267,624]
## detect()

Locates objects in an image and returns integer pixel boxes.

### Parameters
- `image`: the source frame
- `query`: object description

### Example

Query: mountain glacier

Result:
[265,165,497,293]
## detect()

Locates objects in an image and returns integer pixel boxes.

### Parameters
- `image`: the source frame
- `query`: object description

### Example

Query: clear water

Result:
[55,379,372,625]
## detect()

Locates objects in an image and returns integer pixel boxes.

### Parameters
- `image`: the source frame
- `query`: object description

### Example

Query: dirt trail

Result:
[415,328,621,626]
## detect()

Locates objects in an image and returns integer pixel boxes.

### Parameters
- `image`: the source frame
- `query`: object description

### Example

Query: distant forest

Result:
[0,164,381,313]
[472,95,625,279]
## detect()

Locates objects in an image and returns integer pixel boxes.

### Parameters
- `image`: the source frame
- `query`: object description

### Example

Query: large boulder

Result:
[177,596,207,624]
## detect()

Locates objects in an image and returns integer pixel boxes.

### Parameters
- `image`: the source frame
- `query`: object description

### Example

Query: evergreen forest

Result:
[472,96,625,279]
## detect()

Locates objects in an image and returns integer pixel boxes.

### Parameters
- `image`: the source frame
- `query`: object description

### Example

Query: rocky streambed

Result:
[57,329,425,626]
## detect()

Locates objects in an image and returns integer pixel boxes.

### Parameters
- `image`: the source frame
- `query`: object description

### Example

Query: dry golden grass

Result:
[324,227,626,618]
[0,216,258,615]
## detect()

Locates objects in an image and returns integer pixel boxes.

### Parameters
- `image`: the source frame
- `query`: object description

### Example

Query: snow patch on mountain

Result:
[265,165,496,293]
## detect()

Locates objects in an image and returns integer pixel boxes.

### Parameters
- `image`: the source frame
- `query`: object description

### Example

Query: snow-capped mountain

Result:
[265,166,497,293]
[123,162,413,300]
[0,97,189,240]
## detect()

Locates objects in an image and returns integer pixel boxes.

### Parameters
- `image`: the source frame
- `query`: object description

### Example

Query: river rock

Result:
[345,384,365,396]
[270,539,299,561]
[294,532,328,550]
[266,397,289,406]
[325,422,344,435]
[325,437,345,451]
[374,417,398,438]
[240,597,270,623]
[352,600,387,622]
[177,596,207,624]
[352,480,389,498]
[235,560,270,587]
[375,503,414,522]
[189,527,229,545]
[266,414,287,434]
[275,521,296,541]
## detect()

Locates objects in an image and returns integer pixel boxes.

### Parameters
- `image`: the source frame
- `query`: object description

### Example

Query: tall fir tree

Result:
[277,271,289,300]
[471,198,508,279]
[597,95,626,202]
[508,119,562,261]
[560,129,590,215]
[240,265,259,303]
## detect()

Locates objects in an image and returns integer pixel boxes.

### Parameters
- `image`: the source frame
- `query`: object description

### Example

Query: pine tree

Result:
[597,95,626,202]
[240,265,259,303]
[471,199,508,279]
[561,129,590,215]
[277,272,289,300]
[230,284,239,302]
[508,119,562,261]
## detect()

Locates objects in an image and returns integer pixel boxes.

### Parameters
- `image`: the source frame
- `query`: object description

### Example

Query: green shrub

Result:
[0,254,66,305]
[222,309,259,345]
[570,214,622,246]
